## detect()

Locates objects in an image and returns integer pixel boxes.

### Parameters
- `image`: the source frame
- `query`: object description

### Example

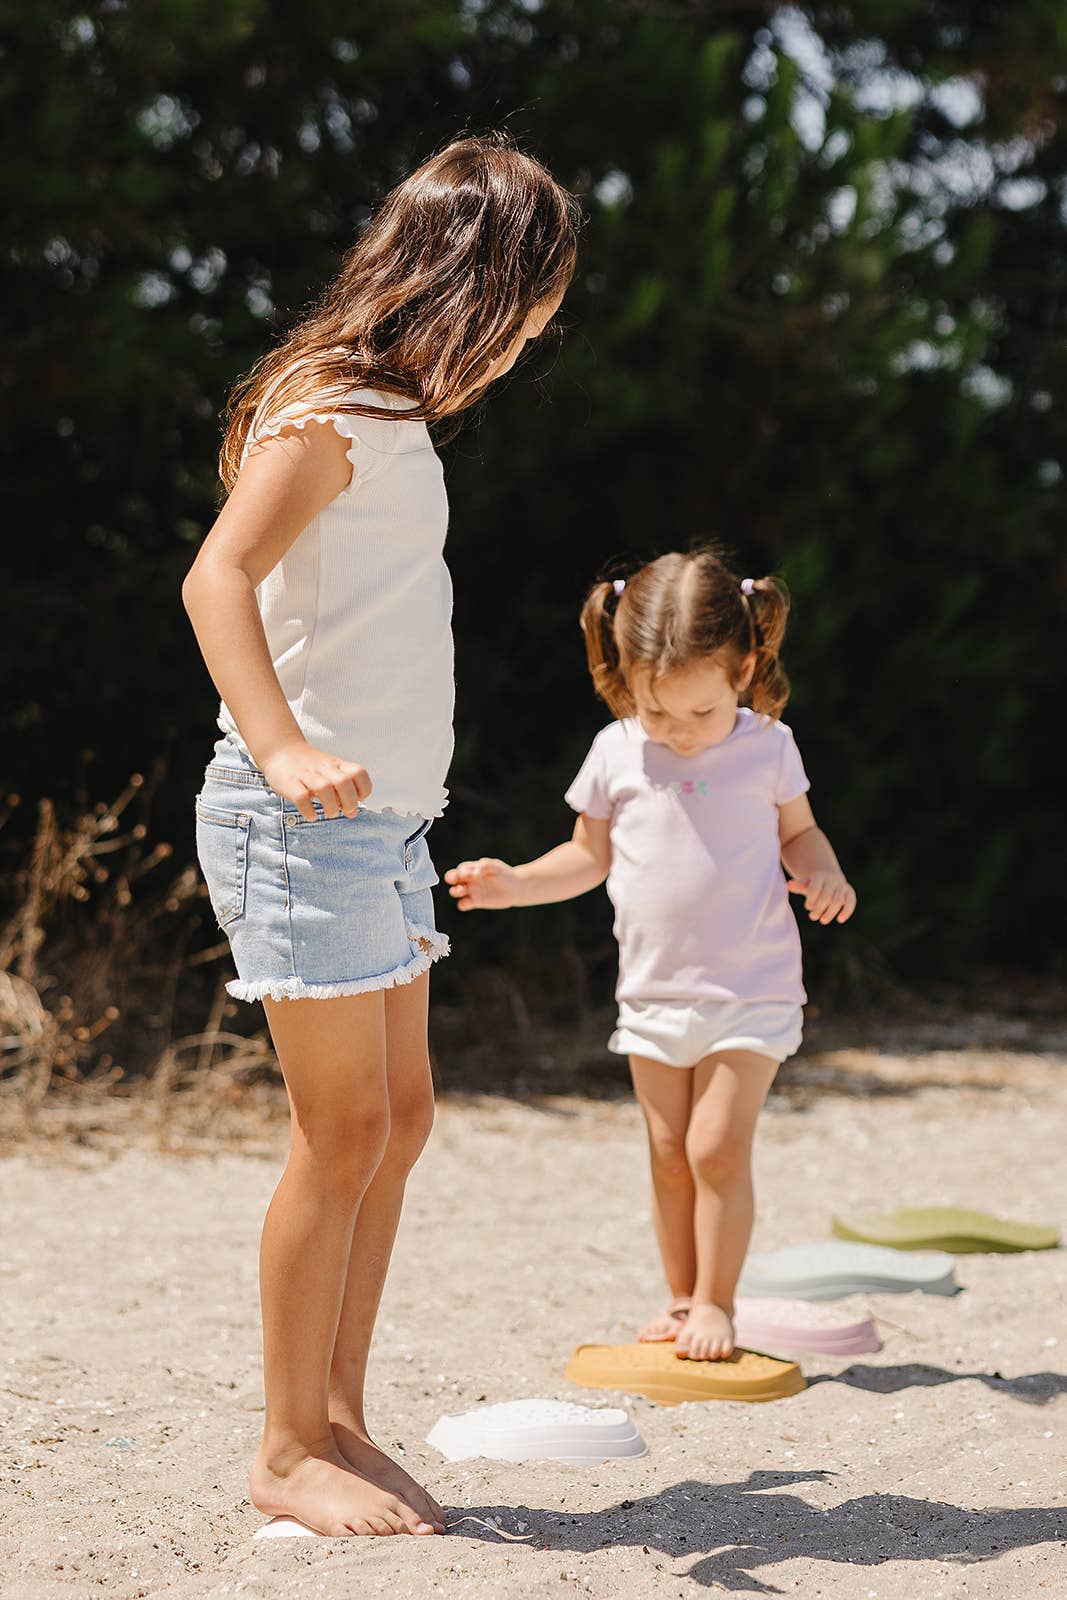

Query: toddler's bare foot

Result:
[331,1419,446,1533]
[249,1439,437,1537]
[637,1295,693,1342]
[674,1301,735,1361]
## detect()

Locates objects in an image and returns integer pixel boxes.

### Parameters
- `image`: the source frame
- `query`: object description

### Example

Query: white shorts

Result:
[609,998,804,1070]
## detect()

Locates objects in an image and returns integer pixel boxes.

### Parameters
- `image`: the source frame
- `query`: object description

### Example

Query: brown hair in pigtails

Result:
[741,577,790,720]
[579,580,635,718]
[579,547,793,722]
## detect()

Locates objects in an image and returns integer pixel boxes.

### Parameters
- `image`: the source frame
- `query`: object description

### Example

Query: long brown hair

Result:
[579,547,791,721]
[220,133,580,489]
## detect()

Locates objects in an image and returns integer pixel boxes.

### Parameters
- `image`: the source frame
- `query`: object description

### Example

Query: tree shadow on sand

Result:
[809,1362,1067,1405]
[449,1470,1065,1593]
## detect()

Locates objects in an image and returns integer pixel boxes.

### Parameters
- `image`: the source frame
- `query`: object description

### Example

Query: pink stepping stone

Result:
[734,1295,882,1357]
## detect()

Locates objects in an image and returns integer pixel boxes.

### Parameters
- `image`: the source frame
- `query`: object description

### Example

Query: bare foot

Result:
[249,1439,438,1537]
[637,1296,693,1342]
[331,1419,446,1533]
[674,1301,735,1361]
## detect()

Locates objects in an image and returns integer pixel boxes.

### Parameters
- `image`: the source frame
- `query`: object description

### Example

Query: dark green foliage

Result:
[3,1,1064,994]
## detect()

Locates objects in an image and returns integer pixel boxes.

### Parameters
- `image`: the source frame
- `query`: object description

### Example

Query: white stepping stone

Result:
[253,1516,322,1540]
[427,1398,647,1465]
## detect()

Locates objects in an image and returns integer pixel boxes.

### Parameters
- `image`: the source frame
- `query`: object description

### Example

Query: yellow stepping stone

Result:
[565,1342,805,1406]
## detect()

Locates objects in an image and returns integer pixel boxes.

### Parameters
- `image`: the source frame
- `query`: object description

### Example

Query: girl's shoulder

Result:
[734,707,801,749]
[732,710,809,800]
[349,388,433,456]
[587,717,643,759]
[250,381,411,441]
[577,719,651,789]
[244,379,431,483]
[247,342,418,439]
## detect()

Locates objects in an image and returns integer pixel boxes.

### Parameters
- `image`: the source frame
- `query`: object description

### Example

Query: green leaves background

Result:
[4,1,1064,991]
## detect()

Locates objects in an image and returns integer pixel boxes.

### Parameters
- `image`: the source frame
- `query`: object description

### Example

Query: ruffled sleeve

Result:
[242,394,396,495]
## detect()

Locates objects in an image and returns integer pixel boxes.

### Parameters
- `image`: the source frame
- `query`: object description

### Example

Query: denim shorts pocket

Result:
[195,801,251,928]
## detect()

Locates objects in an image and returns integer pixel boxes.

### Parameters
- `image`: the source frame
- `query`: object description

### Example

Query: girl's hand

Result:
[787,871,857,926]
[444,857,521,911]
[262,741,372,822]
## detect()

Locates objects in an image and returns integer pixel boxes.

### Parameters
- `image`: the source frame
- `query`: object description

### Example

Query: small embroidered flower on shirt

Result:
[668,779,709,797]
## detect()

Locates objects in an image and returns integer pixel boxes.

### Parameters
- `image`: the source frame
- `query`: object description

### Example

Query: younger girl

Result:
[446,548,855,1362]
[182,136,577,1537]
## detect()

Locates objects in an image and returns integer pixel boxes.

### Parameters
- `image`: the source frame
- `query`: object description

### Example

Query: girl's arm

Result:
[182,423,371,820]
[778,794,857,926]
[445,814,611,910]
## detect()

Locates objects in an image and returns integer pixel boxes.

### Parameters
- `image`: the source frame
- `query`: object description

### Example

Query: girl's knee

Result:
[294,1102,392,1192]
[647,1128,690,1184]
[383,1081,435,1171]
[685,1123,748,1187]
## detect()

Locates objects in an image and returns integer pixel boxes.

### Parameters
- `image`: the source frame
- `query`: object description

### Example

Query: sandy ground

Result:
[1,1043,1065,1599]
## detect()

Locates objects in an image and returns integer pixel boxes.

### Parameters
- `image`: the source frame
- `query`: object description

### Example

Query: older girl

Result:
[446,548,855,1363]
[182,136,577,1537]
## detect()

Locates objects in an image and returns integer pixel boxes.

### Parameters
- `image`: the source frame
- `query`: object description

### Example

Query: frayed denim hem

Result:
[226,922,451,1003]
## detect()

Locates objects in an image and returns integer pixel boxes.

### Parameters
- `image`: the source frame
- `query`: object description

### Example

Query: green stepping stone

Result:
[832,1207,1060,1254]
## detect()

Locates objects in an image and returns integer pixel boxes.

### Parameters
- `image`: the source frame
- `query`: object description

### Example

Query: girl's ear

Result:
[737,650,758,693]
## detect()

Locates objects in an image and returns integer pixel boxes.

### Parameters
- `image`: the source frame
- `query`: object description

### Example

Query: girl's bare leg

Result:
[629,1057,697,1337]
[328,971,445,1530]
[674,1050,779,1361]
[248,992,436,1537]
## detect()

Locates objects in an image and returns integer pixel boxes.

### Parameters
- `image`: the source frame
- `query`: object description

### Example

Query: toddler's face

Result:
[630,655,754,758]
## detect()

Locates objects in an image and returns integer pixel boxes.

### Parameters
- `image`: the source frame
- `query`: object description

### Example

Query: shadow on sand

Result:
[449,1470,1064,1593]
[809,1362,1067,1406]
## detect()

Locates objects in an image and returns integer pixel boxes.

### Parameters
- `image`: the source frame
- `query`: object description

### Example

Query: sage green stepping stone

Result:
[832,1207,1059,1254]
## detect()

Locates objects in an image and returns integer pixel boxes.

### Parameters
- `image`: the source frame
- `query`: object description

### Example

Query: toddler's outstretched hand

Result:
[787,870,857,926]
[445,857,521,911]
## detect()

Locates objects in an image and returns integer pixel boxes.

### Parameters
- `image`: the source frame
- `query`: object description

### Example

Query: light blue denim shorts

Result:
[195,737,449,1002]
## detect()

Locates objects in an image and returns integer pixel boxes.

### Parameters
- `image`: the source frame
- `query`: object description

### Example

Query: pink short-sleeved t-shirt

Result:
[565,709,810,1006]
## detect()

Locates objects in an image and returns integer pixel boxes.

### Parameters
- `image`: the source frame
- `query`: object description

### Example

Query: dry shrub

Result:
[0,773,272,1125]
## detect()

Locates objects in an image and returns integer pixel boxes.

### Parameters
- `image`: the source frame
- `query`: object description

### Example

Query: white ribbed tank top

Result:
[218,388,454,819]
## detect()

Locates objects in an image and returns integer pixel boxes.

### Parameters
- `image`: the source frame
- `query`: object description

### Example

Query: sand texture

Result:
[1,1045,1065,1598]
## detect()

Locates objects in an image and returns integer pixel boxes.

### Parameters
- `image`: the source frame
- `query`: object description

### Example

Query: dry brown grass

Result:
[0,775,272,1136]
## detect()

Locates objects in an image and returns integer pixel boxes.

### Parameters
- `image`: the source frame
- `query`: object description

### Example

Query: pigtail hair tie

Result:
[740,577,756,595]
[613,578,627,596]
